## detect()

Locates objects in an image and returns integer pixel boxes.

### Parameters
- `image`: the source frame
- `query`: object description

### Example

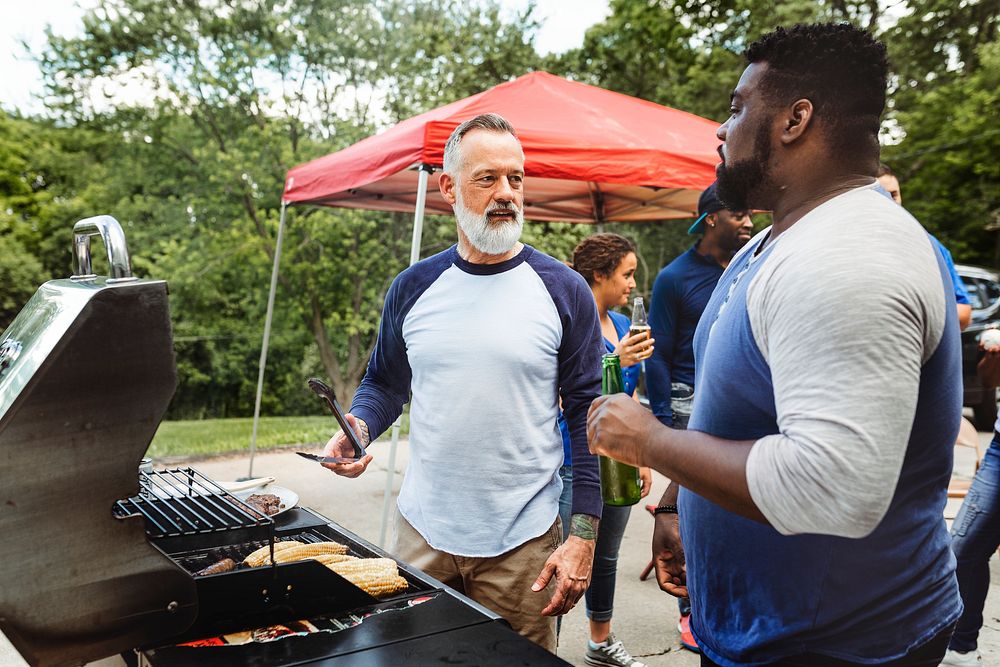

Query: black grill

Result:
[0,217,571,667]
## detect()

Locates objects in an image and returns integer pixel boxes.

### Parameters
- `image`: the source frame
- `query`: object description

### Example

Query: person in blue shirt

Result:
[644,181,752,652]
[877,163,972,330]
[557,233,653,667]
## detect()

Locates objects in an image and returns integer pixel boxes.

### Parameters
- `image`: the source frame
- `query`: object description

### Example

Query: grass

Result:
[147,414,409,460]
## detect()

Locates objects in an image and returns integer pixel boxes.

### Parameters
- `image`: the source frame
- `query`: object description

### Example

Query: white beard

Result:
[454,195,524,256]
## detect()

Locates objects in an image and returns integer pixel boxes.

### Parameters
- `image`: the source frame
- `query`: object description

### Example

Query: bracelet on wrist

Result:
[653,504,678,515]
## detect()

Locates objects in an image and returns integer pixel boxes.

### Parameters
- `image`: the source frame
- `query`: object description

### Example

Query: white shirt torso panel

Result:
[398,262,565,556]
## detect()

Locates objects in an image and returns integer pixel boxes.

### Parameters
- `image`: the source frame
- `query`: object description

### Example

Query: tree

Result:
[33,0,544,410]
[882,39,1000,265]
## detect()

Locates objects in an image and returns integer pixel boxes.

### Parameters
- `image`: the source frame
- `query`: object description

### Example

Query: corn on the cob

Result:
[307,553,357,566]
[271,541,350,563]
[300,554,408,597]
[338,573,409,598]
[242,540,304,567]
[326,557,397,578]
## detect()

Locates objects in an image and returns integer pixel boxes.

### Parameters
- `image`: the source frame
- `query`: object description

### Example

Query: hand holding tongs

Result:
[306,378,367,460]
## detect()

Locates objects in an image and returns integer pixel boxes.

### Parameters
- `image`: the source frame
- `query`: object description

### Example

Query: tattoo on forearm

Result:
[570,514,598,541]
[357,418,370,446]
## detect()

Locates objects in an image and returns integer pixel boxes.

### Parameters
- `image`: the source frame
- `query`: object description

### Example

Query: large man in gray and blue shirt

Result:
[322,113,604,652]
[588,24,962,666]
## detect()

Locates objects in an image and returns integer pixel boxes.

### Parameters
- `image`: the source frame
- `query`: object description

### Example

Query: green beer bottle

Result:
[599,353,642,506]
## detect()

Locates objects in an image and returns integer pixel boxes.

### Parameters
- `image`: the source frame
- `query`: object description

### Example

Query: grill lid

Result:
[0,217,198,666]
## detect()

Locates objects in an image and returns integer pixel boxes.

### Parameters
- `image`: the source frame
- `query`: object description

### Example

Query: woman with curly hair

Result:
[558,232,654,667]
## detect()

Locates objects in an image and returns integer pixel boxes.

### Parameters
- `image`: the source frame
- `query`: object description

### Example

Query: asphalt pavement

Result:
[2,431,998,667]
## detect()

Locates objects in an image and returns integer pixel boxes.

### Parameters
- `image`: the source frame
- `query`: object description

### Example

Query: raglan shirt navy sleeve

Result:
[350,251,454,439]
[527,252,604,519]
[647,264,682,426]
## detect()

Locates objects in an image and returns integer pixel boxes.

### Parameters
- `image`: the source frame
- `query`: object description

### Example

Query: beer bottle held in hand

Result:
[599,354,642,506]
[630,296,650,341]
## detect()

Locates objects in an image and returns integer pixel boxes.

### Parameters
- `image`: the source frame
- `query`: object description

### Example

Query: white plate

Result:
[232,484,299,518]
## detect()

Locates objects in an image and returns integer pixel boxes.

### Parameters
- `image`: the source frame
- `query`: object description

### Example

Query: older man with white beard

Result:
[321,113,604,652]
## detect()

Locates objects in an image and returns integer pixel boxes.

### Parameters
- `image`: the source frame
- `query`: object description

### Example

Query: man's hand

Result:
[321,414,373,478]
[532,514,597,616]
[652,512,687,598]
[587,394,659,467]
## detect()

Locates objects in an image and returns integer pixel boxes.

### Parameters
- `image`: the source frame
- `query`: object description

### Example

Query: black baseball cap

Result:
[688,182,726,235]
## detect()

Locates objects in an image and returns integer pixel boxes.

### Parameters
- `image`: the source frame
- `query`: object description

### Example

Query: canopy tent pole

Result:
[409,165,433,265]
[379,164,433,546]
[247,201,288,479]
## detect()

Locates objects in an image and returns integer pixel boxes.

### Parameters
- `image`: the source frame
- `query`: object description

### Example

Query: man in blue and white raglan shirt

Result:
[322,113,604,653]
[588,24,963,666]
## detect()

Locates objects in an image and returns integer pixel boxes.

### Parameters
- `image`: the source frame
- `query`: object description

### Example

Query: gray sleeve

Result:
[744,204,946,538]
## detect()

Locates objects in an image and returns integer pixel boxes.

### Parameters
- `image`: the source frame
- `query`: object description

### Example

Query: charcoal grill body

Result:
[142,508,569,667]
[0,279,198,667]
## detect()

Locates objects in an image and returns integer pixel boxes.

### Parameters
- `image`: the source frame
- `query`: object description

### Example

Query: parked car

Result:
[957,264,1000,430]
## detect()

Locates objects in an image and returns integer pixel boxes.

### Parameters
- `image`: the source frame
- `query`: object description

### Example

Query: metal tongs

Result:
[302,378,367,461]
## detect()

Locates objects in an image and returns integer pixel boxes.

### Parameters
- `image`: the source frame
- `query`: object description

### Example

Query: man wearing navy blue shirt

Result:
[588,24,961,666]
[646,182,751,652]
[322,113,604,653]
[647,183,752,431]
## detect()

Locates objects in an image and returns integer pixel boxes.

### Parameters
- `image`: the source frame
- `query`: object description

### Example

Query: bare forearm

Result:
[641,428,765,523]
[659,481,679,506]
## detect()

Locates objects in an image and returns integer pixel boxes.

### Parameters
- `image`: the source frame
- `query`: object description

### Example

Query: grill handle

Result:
[71,215,136,282]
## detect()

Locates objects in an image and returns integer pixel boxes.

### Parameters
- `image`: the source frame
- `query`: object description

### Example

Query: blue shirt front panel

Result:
[682,234,961,665]
[646,245,724,425]
[560,310,638,465]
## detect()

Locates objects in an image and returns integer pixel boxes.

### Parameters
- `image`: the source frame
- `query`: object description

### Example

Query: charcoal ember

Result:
[244,493,283,516]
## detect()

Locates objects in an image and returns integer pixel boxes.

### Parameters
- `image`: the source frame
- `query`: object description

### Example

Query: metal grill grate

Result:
[168,529,336,574]
[114,467,274,538]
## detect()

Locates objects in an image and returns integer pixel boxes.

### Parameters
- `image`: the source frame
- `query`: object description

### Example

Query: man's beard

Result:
[454,195,524,256]
[716,123,773,212]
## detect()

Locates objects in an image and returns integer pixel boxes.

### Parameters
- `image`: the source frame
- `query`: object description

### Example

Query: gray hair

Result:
[442,113,520,175]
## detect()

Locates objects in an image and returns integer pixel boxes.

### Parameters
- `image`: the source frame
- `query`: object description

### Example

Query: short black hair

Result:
[745,23,887,161]
[876,163,894,177]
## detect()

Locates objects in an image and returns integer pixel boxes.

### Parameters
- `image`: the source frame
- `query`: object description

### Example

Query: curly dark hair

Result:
[571,233,637,286]
[745,23,887,161]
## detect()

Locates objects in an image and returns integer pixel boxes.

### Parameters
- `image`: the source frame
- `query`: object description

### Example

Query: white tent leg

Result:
[380,165,431,545]
[409,166,430,265]
[379,415,402,548]
[248,201,287,478]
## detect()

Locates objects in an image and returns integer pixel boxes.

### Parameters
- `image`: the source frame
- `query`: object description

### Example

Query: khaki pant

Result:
[391,507,561,652]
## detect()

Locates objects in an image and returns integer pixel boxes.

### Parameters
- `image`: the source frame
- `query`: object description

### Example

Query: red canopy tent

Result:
[250,73,722,533]
[283,70,720,226]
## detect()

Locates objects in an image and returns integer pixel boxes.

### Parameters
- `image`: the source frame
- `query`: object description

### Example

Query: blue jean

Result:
[949,432,1000,653]
[558,465,633,622]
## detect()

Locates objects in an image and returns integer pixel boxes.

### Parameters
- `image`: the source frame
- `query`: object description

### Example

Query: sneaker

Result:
[677,614,700,654]
[584,632,648,667]
[940,649,982,666]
